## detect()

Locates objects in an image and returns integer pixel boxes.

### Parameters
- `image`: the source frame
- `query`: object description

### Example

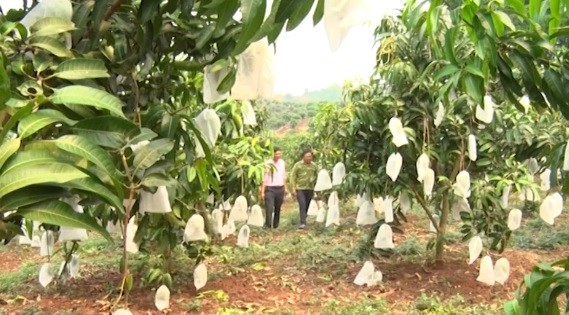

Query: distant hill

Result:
[278,85,342,103]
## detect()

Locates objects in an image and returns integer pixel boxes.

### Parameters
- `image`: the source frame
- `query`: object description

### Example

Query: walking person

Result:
[290,148,319,229]
[260,146,288,228]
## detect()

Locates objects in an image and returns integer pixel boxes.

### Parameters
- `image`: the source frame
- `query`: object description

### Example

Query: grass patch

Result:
[407,294,503,314]
[0,261,40,293]
[321,296,389,314]
[510,215,569,249]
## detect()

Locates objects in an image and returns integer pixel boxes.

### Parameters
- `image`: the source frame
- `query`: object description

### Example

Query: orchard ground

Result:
[1,197,568,315]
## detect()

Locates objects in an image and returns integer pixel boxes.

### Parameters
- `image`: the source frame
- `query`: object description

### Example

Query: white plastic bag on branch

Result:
[356,200,377,226]
[477,255,495,285]
[39,263,54,287]
[354,261,382,287]
[21,0,72,28]
[323,0,367,51]
[434,102,444,127]
[316,205,327,223]
[69,254,79,278]
[540,169,551,191]
[494,258,510,285]
[527,158,539,176]
[211,208,224,234]
[423,168,435,197]
[241,101,257,126]
[106,220,120,234]
[507,209,522,230]
[154,285,170,311]
[222,199,232,211]
[314,170,333,191]
[475,95,495,124]
[194,108,221,147]
[399,192,411,214]
[307,200,319,216]
[519,95,530,113]
[31,235,41,247]
[231,39,275,100]
[326,205,340,227]
[468,236,483,264]
[500,185,511,209]
[247,205,264,227]
[59,196,88,242]
[416,153,430,183]
[194,263,208,291]
[373,197,385,215]
[374,224,394,249]
[388,117,408,147]
[184,214,207,242]
[328,191,339,208]
[237,225,250,248]
[386,152,403,182]
[220,220,236,240]
[203,64,229,104]
[520,187,538,202]
[332,162,346,186]
[130,140,149,154]
[468,134,477,161]
[140,186,172,214]
[539,193,563,225]
[40,230,54,257]
[453,171,471,198]
[229,195,248,222]
[384,196,394,223]
[125,217,139,254]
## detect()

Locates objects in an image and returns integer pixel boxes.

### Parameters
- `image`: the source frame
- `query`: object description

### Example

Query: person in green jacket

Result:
[290,148,319,229]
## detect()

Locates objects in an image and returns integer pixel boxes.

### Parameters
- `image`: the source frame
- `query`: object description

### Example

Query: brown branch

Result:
[412,189,440,234]
[104,0,125,21]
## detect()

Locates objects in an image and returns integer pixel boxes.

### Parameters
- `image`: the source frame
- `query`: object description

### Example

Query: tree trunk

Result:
[435,191,450,263]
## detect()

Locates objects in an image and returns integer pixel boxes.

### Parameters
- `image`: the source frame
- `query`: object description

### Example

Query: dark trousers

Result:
[296,189,314,225]
[264,186,284,228]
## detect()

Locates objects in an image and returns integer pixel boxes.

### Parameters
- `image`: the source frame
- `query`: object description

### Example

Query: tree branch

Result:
[104,0,125,21]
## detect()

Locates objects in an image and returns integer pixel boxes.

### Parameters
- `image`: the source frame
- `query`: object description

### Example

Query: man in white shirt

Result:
[260,146,288,228]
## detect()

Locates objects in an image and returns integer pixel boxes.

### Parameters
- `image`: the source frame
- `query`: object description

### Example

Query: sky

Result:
[0,0,405,95]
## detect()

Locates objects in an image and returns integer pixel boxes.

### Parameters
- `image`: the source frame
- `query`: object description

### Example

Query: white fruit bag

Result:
[332,162,346,186]
[316,205,327,223]
[494,257,510,285]
[386,152,403,182]
[468,134,477,161]
[323,0,367,51]
[247,205,264,227]
[194,108,221,147]
[356,200,377,226]
[139,186,172,214]
[475,95,494,124]
[203,64,229,104]
[476,255,495,285]
[40,230,54,257]
[384,196,394,223]
[211,208,224,234]
[325,205,340,227]
[237,225,250,248]
[184,214,208,242]
[374,224,394,249]
[229,195,249,222]
[539,193,563,225]
[416,153,430,183]
[231,39,275,100]
[307,200,319,216]
[194,263,208,290]
[468,236,483,265]
[423,168,435,197]
[39,263,54,287]
[155,285,170,311]
[314,170,333,191]
[507,209,522,231]
[388,117,408,147]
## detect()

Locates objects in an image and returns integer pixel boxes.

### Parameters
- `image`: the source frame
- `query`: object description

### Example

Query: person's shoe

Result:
[298,224,306,230]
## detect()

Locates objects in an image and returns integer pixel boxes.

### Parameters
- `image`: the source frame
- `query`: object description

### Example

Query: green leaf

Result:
[50,86,125,118]
[18,200,112,242]
[313,0,325,25]
[462,73,484,104]
[30,17,75,37]
[0,186,67,211]
[54,135,117,179]
[529,0,542,19]
[0,53,9,107]
[18,109,75,139]
[142,173,178,188]
[285,0,315,31]
[133,139,175,173]
[129,127,158,144]
[138,0,159,23]
[72,116,139,148]
[29,36,73,57]
[0,102,34,143]
[434,64,460,81]
[64,177,124,211]
[506,0,526,16]
[54,59,110,80]
[0,149,60,175]
[274,0,296,23]
[0,163,88,198]
[0,138,20,171]
[214,0,239,31]
[493,11,516,31]
[234,0,267,55]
